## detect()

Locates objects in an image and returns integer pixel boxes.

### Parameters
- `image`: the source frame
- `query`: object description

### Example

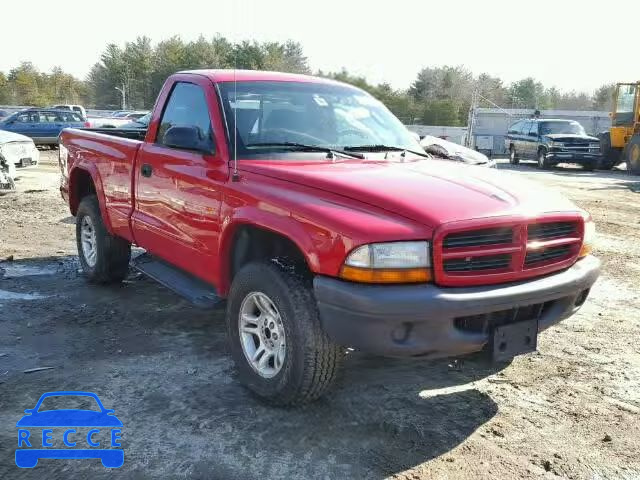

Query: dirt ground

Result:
[0,151,639,479]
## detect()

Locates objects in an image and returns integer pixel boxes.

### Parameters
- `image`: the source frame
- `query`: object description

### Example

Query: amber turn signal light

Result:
[340,266,432,284]
[578,243,592,258]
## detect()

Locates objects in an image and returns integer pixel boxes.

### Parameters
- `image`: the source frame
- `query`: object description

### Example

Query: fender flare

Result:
[217,207,321,294]
[68,163,114,235]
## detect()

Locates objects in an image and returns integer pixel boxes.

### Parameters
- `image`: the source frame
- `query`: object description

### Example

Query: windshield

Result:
[539,121,586,136]
[218,81,421,159]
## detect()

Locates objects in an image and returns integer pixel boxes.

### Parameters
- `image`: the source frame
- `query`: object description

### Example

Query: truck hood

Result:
[240,158,578,227]
[0,130,34,144]
[544,133,599,142]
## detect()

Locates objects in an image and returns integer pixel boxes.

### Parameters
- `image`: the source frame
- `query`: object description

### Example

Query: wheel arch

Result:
[218,212,320,296]
[68,166,113,234]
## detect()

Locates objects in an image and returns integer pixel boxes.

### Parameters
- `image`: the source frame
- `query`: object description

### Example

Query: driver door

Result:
[131,78,229,285]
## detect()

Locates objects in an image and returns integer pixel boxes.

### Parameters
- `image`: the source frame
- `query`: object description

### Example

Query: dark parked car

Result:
[0,109,88,146]
[505,119,601,170]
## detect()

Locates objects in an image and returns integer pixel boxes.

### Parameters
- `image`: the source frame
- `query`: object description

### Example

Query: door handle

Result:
[141,164,153,177]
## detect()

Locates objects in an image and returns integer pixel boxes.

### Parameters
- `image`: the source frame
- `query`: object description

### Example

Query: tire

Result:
[598,131,620,170]
[509,145,519,165]
[537,148,550,169]
[582,160,595,172]
[226,261,343,406]
[625,135,640,175]
[76,195,131,283]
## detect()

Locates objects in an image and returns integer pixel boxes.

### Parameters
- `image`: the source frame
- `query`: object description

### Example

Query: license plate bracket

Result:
[491,319,538,362]
[20,158,32,167]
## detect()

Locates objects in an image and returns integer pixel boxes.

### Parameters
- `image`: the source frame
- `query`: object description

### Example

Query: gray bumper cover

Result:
[314,256,600,357]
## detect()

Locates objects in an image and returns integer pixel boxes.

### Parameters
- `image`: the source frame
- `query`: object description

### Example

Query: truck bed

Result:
[59,128,143,242]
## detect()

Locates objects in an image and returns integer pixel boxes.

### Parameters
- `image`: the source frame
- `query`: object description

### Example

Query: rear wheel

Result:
[226,261,343,406]
[76,195,131,283]
[509,145,519,165]
[537,148,550,169]
[626,135,640,175]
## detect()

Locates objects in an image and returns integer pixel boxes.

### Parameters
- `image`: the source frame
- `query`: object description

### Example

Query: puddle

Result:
[0,289,48,301]
[0,264,58,278]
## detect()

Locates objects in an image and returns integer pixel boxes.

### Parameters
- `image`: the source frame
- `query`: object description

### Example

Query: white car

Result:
[51,104,87,120]
[420,135,496,168]
[88,111,150,128]
[0,130,40,169]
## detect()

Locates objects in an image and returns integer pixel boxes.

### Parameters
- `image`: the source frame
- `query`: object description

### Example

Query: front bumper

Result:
[547,151,601,164]
[314,255,600,358]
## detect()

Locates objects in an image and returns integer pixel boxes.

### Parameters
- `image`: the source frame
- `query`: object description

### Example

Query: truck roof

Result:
[177,69,346,86]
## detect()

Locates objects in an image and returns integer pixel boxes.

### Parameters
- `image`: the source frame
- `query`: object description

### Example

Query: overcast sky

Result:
[2,0,637,93]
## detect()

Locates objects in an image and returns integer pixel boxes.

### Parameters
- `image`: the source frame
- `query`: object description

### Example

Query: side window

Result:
[520,121,531,136]
[508,121,521,134]
[39,112,57,123]
[157,82,213,150]
[16,113,33,123]
[528,121,539,136]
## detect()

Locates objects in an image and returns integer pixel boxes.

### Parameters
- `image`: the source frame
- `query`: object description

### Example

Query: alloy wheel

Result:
[238,292,286,378]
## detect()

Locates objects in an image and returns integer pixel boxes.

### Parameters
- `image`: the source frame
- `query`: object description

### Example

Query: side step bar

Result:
[131,253,224,309]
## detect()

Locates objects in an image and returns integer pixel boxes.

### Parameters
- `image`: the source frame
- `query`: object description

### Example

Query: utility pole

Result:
[114,83,126,110]
[466,87,479,147]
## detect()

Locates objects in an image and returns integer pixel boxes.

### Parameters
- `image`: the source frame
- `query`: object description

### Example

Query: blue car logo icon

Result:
[16,391,123,468]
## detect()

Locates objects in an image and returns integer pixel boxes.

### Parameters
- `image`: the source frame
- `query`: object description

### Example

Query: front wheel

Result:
[625,135,640,175]
[226,261,343,406]
[76,195,131,283]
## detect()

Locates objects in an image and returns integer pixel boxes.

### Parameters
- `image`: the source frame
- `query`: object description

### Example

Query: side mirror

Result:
[24,409,34,414]
[529,131,538,137]
[104,409,115,415]
[162,125,214,154]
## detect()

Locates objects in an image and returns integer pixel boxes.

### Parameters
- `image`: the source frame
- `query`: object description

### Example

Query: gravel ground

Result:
[0,151,639,479]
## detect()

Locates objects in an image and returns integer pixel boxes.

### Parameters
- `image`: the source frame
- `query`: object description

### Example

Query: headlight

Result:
[579,219,596,258]
[340,241,432,283]
[550,141,564,148]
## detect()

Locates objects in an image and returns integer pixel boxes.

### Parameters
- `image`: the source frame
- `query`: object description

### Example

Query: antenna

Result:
[231,6,240,182]
[232,65,240,182]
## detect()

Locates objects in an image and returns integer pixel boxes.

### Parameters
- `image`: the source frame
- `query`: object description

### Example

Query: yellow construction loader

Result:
[599,82,640,174]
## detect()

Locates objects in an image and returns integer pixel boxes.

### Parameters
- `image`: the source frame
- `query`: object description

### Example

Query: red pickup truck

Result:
[59,70,600,405]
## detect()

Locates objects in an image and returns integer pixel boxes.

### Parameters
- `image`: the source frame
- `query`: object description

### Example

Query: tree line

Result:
[0,35,616,125]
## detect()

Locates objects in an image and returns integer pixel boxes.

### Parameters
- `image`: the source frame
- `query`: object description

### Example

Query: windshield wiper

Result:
[247,142,364,159]
[343,144,432,158]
